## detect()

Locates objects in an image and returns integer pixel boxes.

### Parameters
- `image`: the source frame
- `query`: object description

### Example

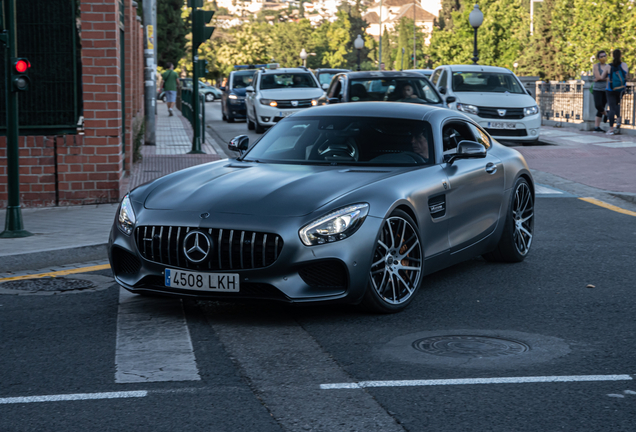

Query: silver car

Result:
[108,103,534,313]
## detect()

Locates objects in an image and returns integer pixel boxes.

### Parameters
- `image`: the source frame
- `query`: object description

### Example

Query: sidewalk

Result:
[0,103,221,274]
[1,115,635,274]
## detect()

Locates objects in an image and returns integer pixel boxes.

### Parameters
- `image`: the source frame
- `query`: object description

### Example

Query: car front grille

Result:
[477,106,524,119]
[484,128,528,137]
[275,99,313,108]
[298,260,348,289]
[135,226,283,271]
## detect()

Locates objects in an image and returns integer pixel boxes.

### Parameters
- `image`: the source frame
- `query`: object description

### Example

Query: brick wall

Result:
[0,0,145,208]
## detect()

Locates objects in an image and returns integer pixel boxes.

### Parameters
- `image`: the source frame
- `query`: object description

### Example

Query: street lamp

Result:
[354,34,364,71]
[300,48,308,67]
[469,4,483,65]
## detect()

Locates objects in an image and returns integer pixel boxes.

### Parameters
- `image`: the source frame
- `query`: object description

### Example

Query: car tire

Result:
[205,93,214,102]
[227,115,235,123]
[162,95,167,103]
[247,115,255,131]
[222,105,227,121]
[254,112,265,134]
[482,177,534,263]
[363,209,423,314]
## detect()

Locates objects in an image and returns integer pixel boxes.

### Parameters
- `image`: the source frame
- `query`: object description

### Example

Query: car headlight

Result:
[524,105,539,116]
[456,103,479,115]
[228,94,238,99]
[311,99,318,106]
[118,194,136,236]
[299,204,369,246]
[260,99,277,107]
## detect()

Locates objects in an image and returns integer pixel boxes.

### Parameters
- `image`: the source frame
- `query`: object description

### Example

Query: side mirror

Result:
[444,140,486,164]
[438,86,447,95]
[328,97,340,104]
[228,135,249,155]
[446,96,457,104]
[245,85,254,93]
[220,86,226,91]
[322,83,329,90]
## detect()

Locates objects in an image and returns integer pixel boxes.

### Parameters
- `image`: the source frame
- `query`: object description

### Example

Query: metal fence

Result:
[180,88,206,143]
[536,80,636,129]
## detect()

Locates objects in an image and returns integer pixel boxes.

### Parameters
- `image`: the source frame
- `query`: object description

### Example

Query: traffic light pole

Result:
[190,51,203,154]
[143,0,156,146]
[1,0,32,238]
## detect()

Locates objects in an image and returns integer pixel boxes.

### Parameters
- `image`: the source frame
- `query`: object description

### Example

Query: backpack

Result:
[609,64,626,91]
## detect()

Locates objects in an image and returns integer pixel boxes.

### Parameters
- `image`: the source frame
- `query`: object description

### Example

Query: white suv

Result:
[430,65,540,144]
[245,67,323,133]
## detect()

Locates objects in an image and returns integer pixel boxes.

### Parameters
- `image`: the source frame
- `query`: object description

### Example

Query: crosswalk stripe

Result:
[0,391,148,404]
[115,288,200,383]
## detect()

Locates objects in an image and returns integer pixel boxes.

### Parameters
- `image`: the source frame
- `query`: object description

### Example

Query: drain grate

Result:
[412,335,530,358]
[1,277,96,293]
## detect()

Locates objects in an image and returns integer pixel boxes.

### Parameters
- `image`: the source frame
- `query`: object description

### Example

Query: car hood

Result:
[259,88,324,100]
[143,161,403,217]
[453,92,535,108]
[231,88,247,97]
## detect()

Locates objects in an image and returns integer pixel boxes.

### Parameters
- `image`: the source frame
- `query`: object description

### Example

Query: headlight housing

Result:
[228,94,238,99]
[299,204,369,246]
[118,194,136,236]
[260,99,277,107]
[524,105,539,116]
[456,103,479,115]
[311,99,318,106]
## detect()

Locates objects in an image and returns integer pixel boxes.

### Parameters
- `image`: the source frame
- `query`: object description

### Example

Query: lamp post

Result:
[354,34,364,71]
[300,48,308,67]
[469,4,483,65]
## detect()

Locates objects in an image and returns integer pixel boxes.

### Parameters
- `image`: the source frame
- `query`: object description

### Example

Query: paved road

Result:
[2,196,635,431]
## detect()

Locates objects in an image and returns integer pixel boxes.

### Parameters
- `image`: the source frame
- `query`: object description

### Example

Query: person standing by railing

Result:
[592,50,610,132]
[605,49,629,135]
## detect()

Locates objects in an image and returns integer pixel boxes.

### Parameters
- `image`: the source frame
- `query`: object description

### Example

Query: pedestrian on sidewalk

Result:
[592,50,609,132]
[161,62,180,117]
[605,49,629,135]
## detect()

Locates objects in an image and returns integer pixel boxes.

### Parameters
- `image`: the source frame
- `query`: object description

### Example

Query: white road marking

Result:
[115,288,200,383]
[0,390,147,404]
[321,375,633,389]
[535,184,564,195]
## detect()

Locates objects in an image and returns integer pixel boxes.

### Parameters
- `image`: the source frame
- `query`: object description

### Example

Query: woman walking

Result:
[605,49,629,135]
[592,50,609,132]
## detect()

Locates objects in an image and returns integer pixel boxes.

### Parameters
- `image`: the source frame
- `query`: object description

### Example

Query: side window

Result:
[442,121,476,154]
[252,72,259,89]
[430,69,441,86]
[328,79,342,98]
[338,79,345,99]
[439,70,448,89]
[468,124,492,150]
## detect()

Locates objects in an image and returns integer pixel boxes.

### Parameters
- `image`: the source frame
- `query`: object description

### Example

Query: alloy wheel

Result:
[512,182,534,256]
[369,216,422,305]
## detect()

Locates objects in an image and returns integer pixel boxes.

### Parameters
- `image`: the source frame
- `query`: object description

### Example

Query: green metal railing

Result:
[180,88,205,146]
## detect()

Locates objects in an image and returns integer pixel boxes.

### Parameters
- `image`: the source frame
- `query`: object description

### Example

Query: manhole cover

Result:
[412,335,530,358]
[1,277,95,293]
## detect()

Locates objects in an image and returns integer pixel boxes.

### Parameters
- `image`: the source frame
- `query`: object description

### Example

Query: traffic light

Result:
[12,58,31,92]
[195,59,208,77]
[192,9,215,52]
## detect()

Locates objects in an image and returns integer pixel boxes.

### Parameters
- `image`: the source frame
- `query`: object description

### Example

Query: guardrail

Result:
[535,79,636,129]
[180,88,206,143]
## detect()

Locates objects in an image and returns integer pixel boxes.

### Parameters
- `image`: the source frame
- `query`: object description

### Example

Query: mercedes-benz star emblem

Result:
[183,231,211,263]
[498,109,507,117]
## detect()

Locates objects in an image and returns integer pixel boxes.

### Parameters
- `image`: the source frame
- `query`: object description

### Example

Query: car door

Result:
[441,119,504,252]
[245,72,258,118]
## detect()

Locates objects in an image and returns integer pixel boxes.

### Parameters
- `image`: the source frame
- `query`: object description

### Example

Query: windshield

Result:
[260,73,318,90]
[231,71,254,89]
[349,78,441,104]
[243,116,434,166]
[452,72,525,94]
[318,72,338,86]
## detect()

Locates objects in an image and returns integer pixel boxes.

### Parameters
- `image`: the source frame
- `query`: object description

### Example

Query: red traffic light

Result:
[15,59,30,73]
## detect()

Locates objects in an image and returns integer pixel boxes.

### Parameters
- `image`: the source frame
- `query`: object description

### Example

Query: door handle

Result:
[485,162,497,174]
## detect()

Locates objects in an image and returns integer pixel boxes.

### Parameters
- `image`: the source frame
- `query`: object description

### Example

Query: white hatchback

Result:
[430,65,540,144]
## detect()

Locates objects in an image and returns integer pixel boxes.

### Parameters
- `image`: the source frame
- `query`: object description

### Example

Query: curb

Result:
[0,244,108,274]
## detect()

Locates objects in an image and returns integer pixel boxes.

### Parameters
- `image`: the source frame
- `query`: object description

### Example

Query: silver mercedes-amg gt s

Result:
[108,102,534,313]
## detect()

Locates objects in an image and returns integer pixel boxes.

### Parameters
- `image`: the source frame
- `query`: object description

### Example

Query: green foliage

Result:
[157,0,187,67]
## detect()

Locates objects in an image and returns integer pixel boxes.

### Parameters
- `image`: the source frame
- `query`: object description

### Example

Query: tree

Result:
[156,0,187,67]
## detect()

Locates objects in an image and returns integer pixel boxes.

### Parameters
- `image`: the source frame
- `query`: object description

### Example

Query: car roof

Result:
[441,65,513,74]
[261,68,313,74]
[404,69,433,73]
[291,102,447,121]
[315,68,350,73]
[335,71,430,79]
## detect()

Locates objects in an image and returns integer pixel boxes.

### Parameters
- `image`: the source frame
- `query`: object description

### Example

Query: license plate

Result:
[165,268,239,292]
[279,111,293,117]
[488,122,516,129]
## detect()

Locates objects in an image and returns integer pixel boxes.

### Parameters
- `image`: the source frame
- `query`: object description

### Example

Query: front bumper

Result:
[255,104,305,126]
[227,99,246,118]
[463,112,541,142]
[108,209,382,304]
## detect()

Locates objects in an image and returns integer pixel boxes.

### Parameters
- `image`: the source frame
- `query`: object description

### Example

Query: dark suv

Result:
[221,70,256,122]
